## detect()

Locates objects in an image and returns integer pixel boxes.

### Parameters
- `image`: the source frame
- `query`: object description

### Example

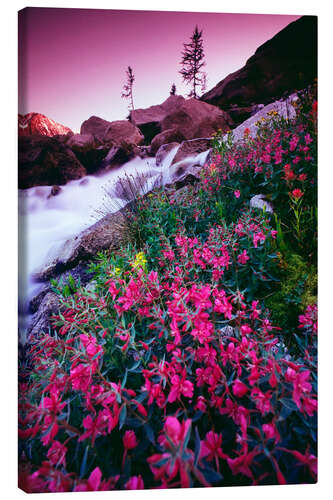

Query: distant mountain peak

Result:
[18,112,73,137]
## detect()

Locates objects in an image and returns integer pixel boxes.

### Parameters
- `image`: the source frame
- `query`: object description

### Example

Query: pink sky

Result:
[18,8,301,133]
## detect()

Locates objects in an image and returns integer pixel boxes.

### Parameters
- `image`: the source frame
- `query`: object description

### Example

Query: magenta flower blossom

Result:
[237,249,249,265]
[290,188,304,200]
[168,374,194,403]
[200,431,226,464]
[79,412,108,447]
[123,430,138,450]
[233,379,249,398]
[125,475,144,490]
[47,441,67,467]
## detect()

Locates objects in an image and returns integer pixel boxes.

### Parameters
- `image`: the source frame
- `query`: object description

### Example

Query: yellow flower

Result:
[132,251,147,271]
[109,266,121,277]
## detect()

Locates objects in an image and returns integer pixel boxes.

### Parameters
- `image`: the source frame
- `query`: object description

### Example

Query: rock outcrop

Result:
[202,16,317,125]
[221,94,297,144]
[150,129,186,156]
[18,135,86,189]
[66,133,110,173]
[162,98,231,138]
[27,292,61,336]
[130,95,186,143]
[131,95,231,146]
[80,116,144,147]
[33,211,129,281]
[18,112,73,137]
[171,138,211,165]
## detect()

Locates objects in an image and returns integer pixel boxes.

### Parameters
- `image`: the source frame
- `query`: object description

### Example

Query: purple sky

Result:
[18,8,301,132]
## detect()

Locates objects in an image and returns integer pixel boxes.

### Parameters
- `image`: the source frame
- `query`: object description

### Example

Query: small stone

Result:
[219,325,234,337]
[250,194,274,214]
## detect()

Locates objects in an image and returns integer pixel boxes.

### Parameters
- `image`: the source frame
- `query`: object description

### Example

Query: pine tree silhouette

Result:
[179,26,206,99]
[170,83,177,95]
[121,66,135,110]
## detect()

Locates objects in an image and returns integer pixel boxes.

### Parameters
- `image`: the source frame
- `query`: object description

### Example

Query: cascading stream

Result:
[18,145,210,338]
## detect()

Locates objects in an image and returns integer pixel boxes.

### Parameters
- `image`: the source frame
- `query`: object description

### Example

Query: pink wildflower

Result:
[233,379,249,398]
[123,430,138,450]
[237,249,249,265]
[168,374,194,403]
[47,441,67,467]
[125,475,144,490]
[200,431,226,464]
[291,188,304,200]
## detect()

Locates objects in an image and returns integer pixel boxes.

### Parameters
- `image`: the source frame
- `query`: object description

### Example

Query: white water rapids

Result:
[18,145,210,337]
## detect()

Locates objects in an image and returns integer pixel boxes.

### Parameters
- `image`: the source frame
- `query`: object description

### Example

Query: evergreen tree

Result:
[170,83,177,95]
[179,26,206,99]
[121,66,135,110]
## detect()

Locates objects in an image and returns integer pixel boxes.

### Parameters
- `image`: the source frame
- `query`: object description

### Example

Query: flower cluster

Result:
[18,88,317,492]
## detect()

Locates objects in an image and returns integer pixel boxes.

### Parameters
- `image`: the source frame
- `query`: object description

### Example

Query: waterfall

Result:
[18,145,210,339]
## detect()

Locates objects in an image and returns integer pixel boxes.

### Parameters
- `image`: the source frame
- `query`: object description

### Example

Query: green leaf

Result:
[194,427,201,467]
[182,421,192,451]
[128,359,141,372]
[121,369,128,389]
[200,464,223,484]
[80,446,89,478]
[144,424,155,444]
[119,404,127,429]
[280,397,298,411]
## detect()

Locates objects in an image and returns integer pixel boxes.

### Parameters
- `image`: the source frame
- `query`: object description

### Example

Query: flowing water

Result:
[18,145,210,339]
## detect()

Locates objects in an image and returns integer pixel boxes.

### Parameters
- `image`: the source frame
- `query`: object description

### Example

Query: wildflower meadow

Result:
[18,87,317,492]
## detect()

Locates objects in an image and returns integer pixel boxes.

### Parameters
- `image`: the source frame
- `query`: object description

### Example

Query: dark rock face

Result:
[18,116,146,188]
[201,16,317,125]
[99,146,134,170]
[18,135,87,189]
[130,95,186,143]
[18,112,73,137]
[80,116,144,147]
[225,104,264,126]
[27,292,61,336]
[66,133,109,173]
[161,98,231,138]
[131,95,231,146]
[171,138,211,165]
[150,129,187,156]
[103,120,144,147]
[80,116,111,140]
